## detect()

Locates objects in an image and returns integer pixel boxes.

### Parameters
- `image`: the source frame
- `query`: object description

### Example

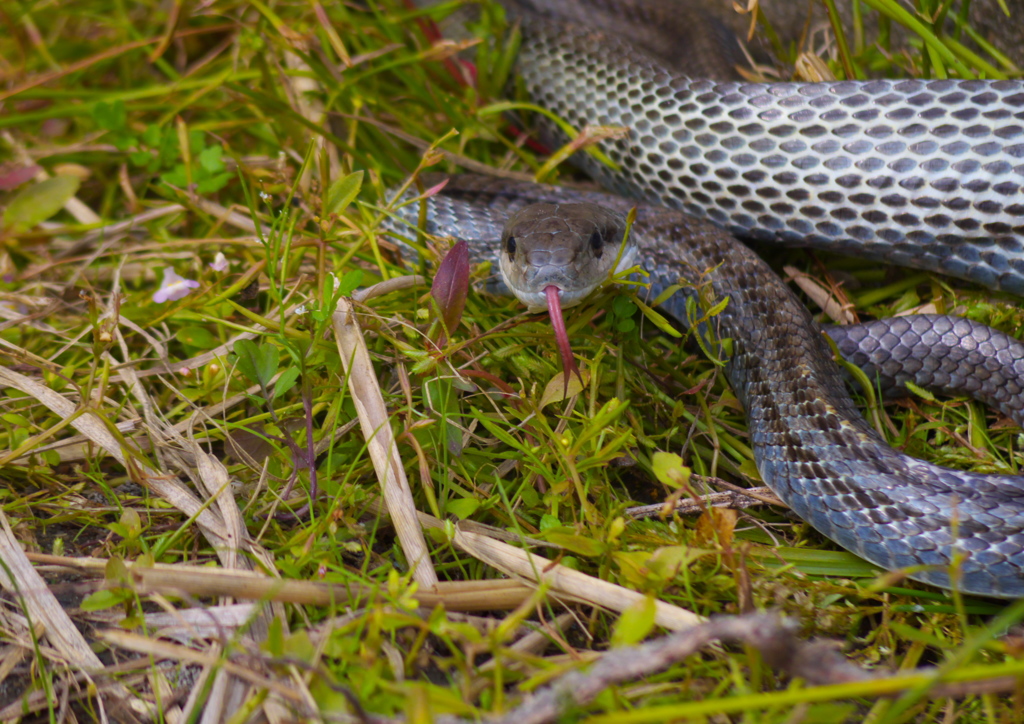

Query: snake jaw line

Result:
[516,283,592,312]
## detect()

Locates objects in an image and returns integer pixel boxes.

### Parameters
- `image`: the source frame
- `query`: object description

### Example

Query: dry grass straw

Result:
[333,298,438,588]
[0,354,283,715]
[453,525,702,631]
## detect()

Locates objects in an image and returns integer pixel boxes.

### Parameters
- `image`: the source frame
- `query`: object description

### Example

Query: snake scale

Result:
[390,0,1024,597]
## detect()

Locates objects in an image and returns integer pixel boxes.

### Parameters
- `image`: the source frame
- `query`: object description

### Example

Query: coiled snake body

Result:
[392,0,1024,596]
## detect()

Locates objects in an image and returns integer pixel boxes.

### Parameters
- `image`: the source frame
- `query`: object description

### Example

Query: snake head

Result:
[499,202,637,312]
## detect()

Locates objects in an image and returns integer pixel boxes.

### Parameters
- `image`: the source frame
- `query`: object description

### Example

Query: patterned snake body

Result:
[390,1,1024,596]
[511,0,1024,293]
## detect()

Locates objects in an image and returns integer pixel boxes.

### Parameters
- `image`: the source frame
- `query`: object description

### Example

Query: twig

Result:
[431,614,859,724]
[432,612,1024,724]
[626,485,781,518]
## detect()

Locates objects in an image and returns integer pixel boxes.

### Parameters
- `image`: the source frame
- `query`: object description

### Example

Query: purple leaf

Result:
[422,177,449,198]
[0,165,40,191]
[431,240,469,342]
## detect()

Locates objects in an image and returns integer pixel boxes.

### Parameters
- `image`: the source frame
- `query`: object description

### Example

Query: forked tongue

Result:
[546,285,584,397]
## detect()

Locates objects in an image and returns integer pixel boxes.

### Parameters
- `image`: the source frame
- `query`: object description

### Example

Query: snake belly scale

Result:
[389,1,1024,597]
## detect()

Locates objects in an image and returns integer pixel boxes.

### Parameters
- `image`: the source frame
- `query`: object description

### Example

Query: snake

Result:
[387,0,1024,597]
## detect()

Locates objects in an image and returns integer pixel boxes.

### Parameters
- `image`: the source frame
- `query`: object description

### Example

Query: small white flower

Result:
[154,267,200,303]
[209,252,229,272]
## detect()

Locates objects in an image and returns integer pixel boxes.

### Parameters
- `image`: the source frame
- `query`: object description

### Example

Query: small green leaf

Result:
[273,366,300,400]
[80,588,132,612]
[651,451,691,490]
[198,144,225,173]
[409,355,438,376]
[611,295,635,318]
[188,129,205,150]
[264,616,285,656]
[544,530,607,557]
[312,271,363,322]
[233,339,279,388]
[119,508,142,536]
[445,497,481,520]
[281,630,316,663]
[905,380,937,402]
[737,458,761,480]
[107,523,130,538]
[197,172,232,194]
[3,176,80,233]
[112,135,138,152]
[705,295,730,318]
[473,408,528,450]
[161,164,188,187]
[129,150,152,167]
[539,367,588,408]
[336,269,363,296]
[611,595,656,647]
[93,100,127,131]
[324,170,363,216]
[176,326,219,349]
[651,284,683,307]
[141,124,163,146]
[633,296,683,338]
[539,514,561,532]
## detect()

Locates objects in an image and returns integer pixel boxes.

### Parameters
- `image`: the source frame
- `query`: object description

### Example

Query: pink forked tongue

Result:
[546,285,584,396]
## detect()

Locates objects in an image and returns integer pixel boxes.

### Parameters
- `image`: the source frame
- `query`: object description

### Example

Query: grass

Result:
[1,0,1024,721]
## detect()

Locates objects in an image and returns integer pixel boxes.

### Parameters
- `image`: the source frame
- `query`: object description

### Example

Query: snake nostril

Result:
[589,230,603,258]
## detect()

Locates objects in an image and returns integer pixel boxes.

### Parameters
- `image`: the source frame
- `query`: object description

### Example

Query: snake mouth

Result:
[516,241,640,311]
[511,266,598,311]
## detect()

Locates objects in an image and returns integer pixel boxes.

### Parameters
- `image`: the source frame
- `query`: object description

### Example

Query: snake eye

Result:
[505,235,517,261]
[589,230,603,259]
